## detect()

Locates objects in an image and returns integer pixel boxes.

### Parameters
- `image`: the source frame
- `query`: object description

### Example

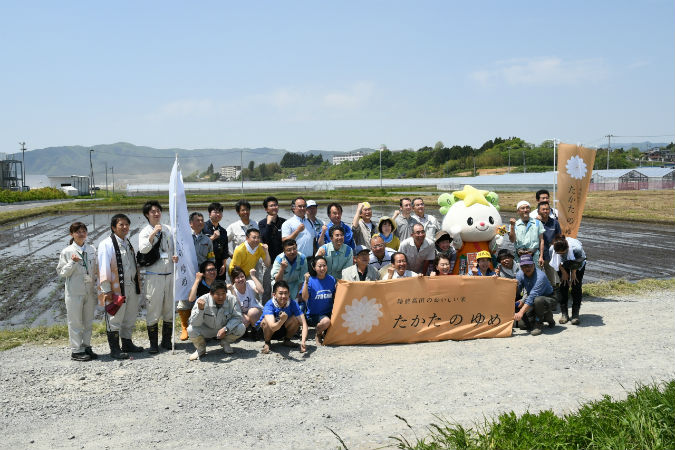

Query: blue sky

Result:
[1,1,673,153]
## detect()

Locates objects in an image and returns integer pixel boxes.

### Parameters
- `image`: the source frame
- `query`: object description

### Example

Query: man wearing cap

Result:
[342,246,381,281]
[306,200,326,245]
[514,254,556,336]
[398,223,435,275]
[368,235,395,271]
[352,201,377,249]
[509,200,545,265]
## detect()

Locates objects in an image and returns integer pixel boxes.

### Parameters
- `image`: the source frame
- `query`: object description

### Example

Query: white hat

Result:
[306,200,317,208]
[516,200,530,210]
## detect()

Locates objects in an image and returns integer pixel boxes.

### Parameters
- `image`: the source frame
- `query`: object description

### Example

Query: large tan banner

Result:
[557,143,597,238]
[323,276,516,346]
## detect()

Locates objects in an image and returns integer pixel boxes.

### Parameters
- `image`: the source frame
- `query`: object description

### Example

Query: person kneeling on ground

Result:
[257,280,308,354]
[188,280,245,360]
[469,250,496,277]
[514,254,556,336]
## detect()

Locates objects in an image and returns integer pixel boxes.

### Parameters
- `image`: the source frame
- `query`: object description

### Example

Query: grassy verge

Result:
[582,278,675,298]
[0,320,151,351]
[386,380,675,450]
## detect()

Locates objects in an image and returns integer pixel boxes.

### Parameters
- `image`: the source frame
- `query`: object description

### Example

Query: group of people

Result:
[56,190,586,362]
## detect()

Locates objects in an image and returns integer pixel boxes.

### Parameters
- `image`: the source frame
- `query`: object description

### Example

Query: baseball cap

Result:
[306,200,317,208]
[354,245,370,255]
[519,254,534,266]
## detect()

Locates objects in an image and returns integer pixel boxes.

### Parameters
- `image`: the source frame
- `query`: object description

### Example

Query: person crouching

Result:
[188,280,245,360]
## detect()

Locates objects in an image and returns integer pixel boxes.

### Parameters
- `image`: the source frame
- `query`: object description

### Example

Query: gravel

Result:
[1,289,673,450]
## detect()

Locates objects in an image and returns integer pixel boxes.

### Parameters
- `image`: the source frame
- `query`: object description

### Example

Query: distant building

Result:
[1,157,24,190]
[332,151,366,165]
[48,175,90,196]
[219,165,241,180]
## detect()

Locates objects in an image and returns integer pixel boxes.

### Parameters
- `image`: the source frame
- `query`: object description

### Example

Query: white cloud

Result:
[145,81,375,123]
[470,57,607,86]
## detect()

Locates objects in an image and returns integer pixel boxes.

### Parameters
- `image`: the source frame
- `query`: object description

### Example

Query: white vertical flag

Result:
[169,157,197,302]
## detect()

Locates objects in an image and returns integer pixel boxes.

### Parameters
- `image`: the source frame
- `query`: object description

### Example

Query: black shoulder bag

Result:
[137,231,163,267]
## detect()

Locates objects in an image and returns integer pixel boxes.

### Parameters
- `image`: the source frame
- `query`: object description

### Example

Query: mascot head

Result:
[438,185,502,244]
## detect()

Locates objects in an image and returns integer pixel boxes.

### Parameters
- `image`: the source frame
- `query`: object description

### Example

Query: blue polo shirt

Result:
[255,298,303,327]
[540,216,562,261]
[306,275,336,317]
[516,267,554,306]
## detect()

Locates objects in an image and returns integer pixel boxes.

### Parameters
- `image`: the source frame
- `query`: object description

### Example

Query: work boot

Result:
[220,340,234,354]
[121,338,143,353]
[189,336,206,361]
[161,321,173,350]
[107,331,129,360]
[530,323,543,336]
[559,301,569,324]
[84,346,99,360]
[571,302,581,325]
[71,352,92,362]
[147,324,159,354]
[178,310,191,341]
[544,310,556,328]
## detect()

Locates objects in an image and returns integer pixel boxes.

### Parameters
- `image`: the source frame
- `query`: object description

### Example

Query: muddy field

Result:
[0,205,673,329]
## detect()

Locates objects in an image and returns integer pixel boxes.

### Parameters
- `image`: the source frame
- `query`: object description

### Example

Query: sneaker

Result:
[221,342,234,354]
[530,325,543,336]
[188,350,204,361]
[570,316,580,325]
[71,352,92,362]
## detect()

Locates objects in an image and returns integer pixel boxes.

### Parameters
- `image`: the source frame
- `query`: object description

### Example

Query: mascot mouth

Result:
[474,225,490,232]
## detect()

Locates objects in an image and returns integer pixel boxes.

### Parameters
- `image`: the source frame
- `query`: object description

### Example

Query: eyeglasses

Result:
[372,244,385,249]
[205,268,217,272]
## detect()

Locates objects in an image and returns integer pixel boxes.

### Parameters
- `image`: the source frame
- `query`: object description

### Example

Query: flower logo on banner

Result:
[566,155,587,180]
[341,296,383,335]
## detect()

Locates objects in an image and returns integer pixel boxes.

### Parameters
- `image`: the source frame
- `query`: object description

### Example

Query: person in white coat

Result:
[98,213,142,359]
[56,222,99,361]
[187,280,246,360]
[138,201,178,354]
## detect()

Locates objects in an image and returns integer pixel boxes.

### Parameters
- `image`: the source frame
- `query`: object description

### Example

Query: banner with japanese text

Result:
[323,276,516,345]
[557,143,596,238]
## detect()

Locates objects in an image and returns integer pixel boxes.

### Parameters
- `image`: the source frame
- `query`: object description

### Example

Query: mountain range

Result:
[4,142,375,184]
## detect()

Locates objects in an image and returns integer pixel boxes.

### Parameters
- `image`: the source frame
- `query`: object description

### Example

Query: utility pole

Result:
[19,142,26,190]
[89,149,95,197]
[507,146,511,173]
[552,138,557,210]
[240,150,244,195]
[522,146,527,173]
[472,148,476,177]
[105,162,109,197]
[111,166,115,195]
[605,134,614,170]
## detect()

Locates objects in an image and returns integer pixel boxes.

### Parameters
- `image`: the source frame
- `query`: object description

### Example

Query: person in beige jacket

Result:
[56,222,99,362]
[187,280,245,360]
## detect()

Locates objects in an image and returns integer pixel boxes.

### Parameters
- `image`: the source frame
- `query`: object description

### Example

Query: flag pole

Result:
[553,138,557,211]
[172,154,178,354]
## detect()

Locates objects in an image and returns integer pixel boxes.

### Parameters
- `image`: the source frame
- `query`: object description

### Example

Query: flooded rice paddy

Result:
[0,204,673,329]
